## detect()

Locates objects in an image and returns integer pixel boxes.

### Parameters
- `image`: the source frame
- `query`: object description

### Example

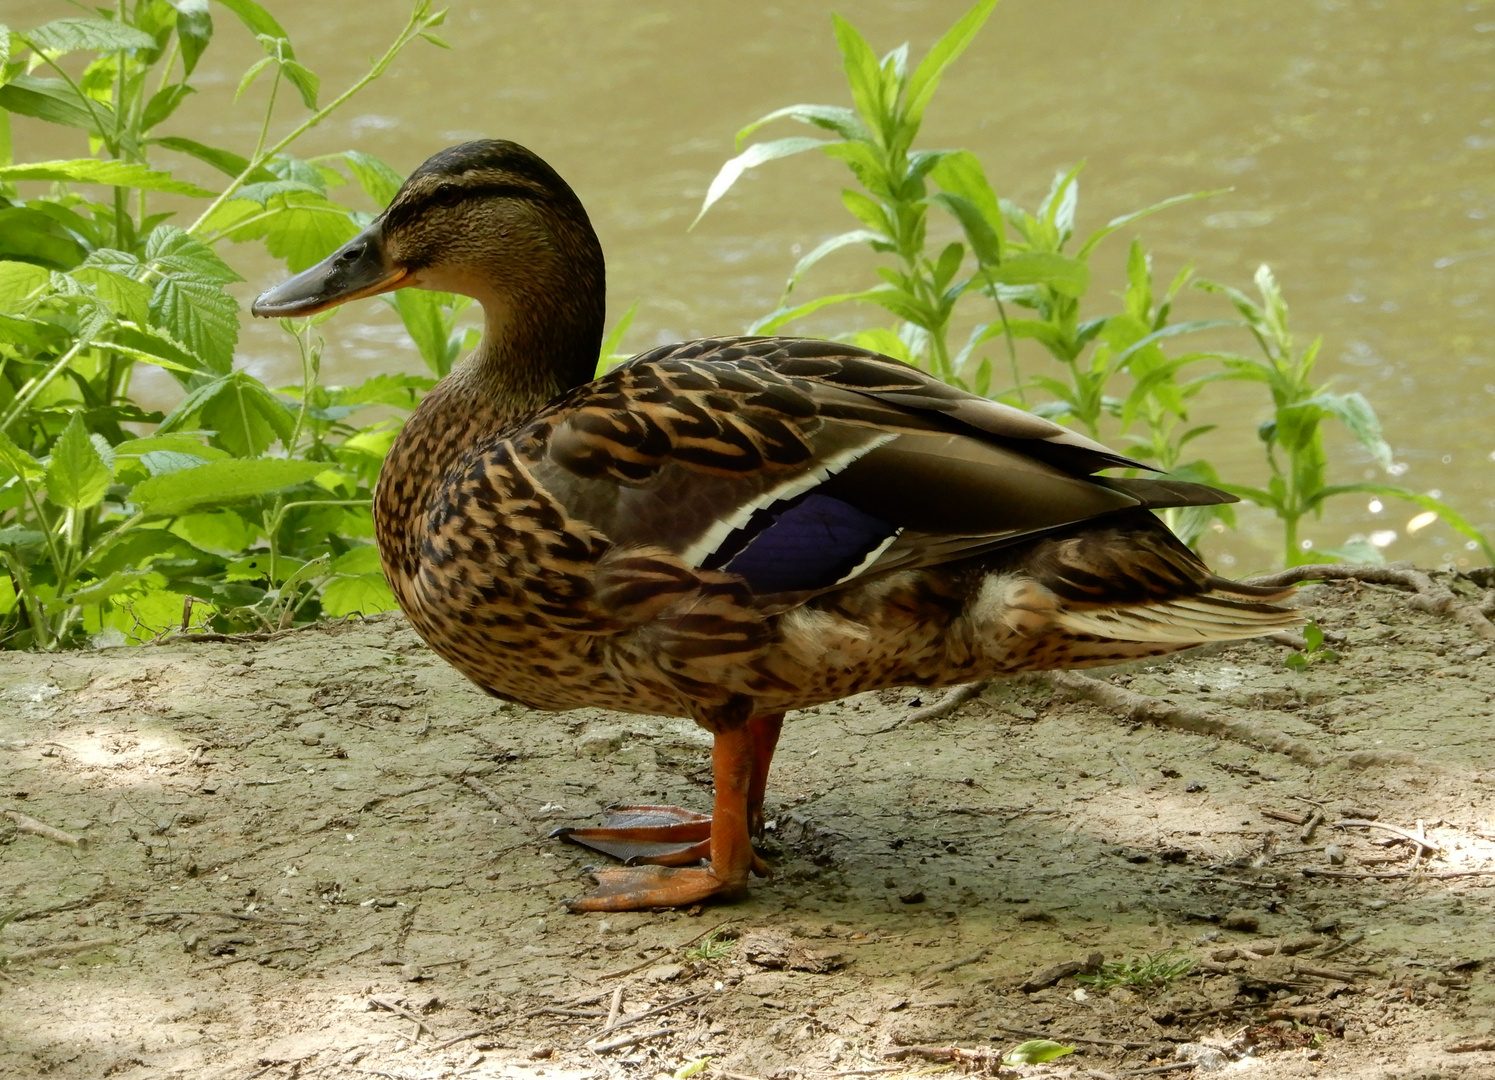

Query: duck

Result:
[252,139,1298,912]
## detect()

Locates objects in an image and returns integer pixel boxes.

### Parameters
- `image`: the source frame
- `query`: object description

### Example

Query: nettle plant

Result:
[0,0,463,649]
[697,0,1490,566]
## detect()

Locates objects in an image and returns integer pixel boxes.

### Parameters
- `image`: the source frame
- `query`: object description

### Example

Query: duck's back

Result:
[374,337,1295,721]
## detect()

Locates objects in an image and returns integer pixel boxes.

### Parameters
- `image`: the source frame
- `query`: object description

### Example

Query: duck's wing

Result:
[528,336,1237,605]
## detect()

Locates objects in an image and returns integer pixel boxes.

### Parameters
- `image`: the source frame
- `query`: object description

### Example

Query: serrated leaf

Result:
[0,526,46,548]
[23,18,158,55]
[132,457,325,516]
[139,450,211,475]
[0,427,43,482]
[0,260,51,312]
[237,192,358,272]
[71,265,152,323]
[0,159,212,196]
[149,272,239,373]
[321,572,397,617]
[45,412,112,510]
[693,137,830,226]
[341,149,404,207]
[160,371,294,457]
[146,224,242,283]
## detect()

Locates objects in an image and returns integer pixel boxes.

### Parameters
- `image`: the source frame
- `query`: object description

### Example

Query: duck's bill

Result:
[250,224,409,318]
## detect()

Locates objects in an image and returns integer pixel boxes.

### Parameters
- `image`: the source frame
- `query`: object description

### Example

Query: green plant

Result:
[0,0,447,648]
[682,929,735,962]
[1076,950,1196,990]
[1284,621,1340,671]
[1202,266,1494,567]
[697,0,1490,569]
[1002,1039,1074,1066]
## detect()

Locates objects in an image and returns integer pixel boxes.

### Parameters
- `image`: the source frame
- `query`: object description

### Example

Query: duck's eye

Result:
[433,184,463,208]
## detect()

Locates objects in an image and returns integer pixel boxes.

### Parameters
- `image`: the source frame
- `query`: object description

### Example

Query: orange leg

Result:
[554,712,783,866]
[563,717,779,912]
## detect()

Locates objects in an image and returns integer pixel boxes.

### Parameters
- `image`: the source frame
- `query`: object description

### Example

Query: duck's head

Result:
[252,140,605,399]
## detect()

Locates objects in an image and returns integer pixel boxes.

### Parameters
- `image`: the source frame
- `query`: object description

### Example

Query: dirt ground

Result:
[4,567,1495,1080]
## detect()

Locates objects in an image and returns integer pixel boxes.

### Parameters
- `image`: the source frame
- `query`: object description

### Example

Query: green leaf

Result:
[782,229,885,296]
[840,189,893,235]
[746,288,889,335]
[168,371,294,457]
[321,572,397,617]
[261,194,359,271]
[212,0,291,43]
[0,159,214,196]
[832,14,886,136]
[0,427,44,482]
[170,0,213,76]
[597,300,639,373]
[132,457,325,516]
[904,0,999,125]
[1301,391,1392,470]
[977,252,1089,297]
[280,59,319,109]
[0,75,109,136]
[0,260,51,312]
[143,224,241,371]
[1078,189,1227,259]
[1001,1040,1074,1066]
[45,412,111,511]
[0,206,88,268]
[341,149,405,206]
[0,526,46,549]
[23,18,158,55]
[694,137,830,226]
[390,289,462,376]
[141,83,194,130]
[735,103,868,147]
[139,450,212,475]
[234,54,273,101]
[71,266,152,324]
[152,135,264,180]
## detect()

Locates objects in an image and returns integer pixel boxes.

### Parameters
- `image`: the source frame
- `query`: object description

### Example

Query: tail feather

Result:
[1055,580,1302,645]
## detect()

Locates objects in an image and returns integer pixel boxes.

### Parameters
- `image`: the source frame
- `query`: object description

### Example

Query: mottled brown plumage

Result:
[254,139,1298,911]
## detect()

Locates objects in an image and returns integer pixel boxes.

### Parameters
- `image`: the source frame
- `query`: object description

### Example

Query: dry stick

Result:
[1,809,87,848]
[589,1025,675,1054]
[929,948,989,974]
[571,990,709,1049]
[1122,1065,1197,1078]
[994,1024,1151,1050]
[369,994,442,1041]
[1335,818,1442,855]
[1044,670,1326,766]
[1302,868,1495,881]
[1446,1040,1495,1053]
[1246,562,1495,641]
[1299,810,1325,844]
[603,985,623,1032]
[905,680,989,724]
[128,909,308,925]
[1,938,116,964]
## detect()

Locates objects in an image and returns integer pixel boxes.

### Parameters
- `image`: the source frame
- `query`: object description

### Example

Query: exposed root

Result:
[1246,562,1495,641]
[1042,670,1327,767]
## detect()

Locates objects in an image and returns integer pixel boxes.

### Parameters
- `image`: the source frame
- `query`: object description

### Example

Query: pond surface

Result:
[8,0,1495,571]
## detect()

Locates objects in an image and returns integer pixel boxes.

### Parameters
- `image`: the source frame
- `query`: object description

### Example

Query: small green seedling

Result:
[683,929,735,962]
[1076,949,1196,990]
[1284,622,1340,671]
[1002,1039,1075,1066]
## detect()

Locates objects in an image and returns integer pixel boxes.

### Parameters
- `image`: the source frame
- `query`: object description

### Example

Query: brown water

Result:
[7,0,1495,572]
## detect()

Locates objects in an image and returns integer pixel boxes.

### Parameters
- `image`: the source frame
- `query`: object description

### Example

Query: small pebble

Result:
[1222,909,1260,932]
[1325,844,1346,865]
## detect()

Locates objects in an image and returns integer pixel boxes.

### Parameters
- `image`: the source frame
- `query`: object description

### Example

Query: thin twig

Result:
[1246,562,1495,640]
[572,991,709,1048]
[929,948,989,974]
[1044,670,1326,766]
[1334,818,1442,855]
[589,1025,675,1053]
[1,938,117,964]
[369,995,442,1041]
[904,680,989,724]
[603,985,623,1032]
[994,1024,1151,1050]
[1,809,87,848]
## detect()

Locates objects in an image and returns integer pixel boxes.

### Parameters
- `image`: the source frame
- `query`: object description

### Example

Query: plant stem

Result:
[0,336,94,434]
[186,0,437,238]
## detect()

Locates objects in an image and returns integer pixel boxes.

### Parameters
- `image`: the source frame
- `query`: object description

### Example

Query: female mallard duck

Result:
[254,140,1297,912]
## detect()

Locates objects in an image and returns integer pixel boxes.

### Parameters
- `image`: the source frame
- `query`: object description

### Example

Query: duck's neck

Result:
[442,214,607,424]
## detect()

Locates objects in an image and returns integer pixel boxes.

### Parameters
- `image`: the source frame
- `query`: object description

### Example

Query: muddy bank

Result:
[2,568,1494,1079]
